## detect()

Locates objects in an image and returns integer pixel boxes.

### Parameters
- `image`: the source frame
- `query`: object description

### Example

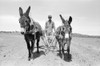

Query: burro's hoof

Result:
[28,58,31,61]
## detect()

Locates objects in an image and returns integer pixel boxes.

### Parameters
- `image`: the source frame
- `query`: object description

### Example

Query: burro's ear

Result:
[59,14,65,24]
[19,7,23,17]
[25,6,31,16]
[68,16,72,24]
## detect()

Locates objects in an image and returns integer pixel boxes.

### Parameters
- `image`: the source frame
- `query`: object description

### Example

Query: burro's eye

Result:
[25,20,28,22]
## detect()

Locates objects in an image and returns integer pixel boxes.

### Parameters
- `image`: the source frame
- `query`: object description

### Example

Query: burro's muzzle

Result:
[65,33,69,38]
[58,32,69,39]
[20,28,26,34]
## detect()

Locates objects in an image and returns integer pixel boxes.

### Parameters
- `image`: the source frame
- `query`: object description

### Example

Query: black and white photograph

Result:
[0,0,100,66]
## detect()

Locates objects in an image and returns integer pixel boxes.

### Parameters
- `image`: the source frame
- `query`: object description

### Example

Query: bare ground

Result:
[0,33,100,66]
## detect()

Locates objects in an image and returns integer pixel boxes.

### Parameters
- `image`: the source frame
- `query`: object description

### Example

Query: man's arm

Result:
[52,22,56,32]
[45,22,48,35]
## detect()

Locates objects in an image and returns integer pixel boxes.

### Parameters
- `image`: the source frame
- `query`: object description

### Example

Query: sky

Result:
[0,0,100,35]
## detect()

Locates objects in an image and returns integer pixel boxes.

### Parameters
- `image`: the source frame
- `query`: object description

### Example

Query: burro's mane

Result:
[29,18,42,33]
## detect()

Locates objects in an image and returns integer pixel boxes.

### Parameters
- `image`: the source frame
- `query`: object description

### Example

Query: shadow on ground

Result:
[32,51,45,60]
[57,52,72,62]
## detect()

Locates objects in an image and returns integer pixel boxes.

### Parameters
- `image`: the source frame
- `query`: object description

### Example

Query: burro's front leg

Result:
[25,39,31,61]
[62,43,65,59]
[67,38,71,55]
[58,40,62,54]
[31,40,35,59]
[55,36,61,54]
[37,38,40,53]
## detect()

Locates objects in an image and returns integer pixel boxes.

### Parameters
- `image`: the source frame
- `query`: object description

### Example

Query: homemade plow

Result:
[41,33,58,55]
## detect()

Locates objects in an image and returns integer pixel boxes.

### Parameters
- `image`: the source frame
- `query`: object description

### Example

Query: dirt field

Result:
[0,33,100,66]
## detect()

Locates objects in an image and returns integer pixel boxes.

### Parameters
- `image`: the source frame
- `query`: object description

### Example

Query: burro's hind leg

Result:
[36,38,40,53]
[36,32,41,53]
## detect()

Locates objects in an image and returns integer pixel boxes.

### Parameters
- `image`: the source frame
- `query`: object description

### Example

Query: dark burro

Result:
[19,6,43,61]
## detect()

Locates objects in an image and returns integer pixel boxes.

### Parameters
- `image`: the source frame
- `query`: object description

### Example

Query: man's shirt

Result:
[45,20,55,35]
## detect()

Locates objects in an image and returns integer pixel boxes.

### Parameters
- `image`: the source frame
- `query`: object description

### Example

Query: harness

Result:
[28,18,42,34]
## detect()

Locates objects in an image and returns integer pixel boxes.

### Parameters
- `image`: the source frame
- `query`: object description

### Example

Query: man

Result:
[43,15,56,54]
[45,15,55,36]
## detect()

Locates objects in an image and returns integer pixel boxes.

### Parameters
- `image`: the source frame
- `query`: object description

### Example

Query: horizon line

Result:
[0,30,100,36]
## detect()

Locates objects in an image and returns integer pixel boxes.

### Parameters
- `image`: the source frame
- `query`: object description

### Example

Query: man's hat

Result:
[48,15,52,18]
